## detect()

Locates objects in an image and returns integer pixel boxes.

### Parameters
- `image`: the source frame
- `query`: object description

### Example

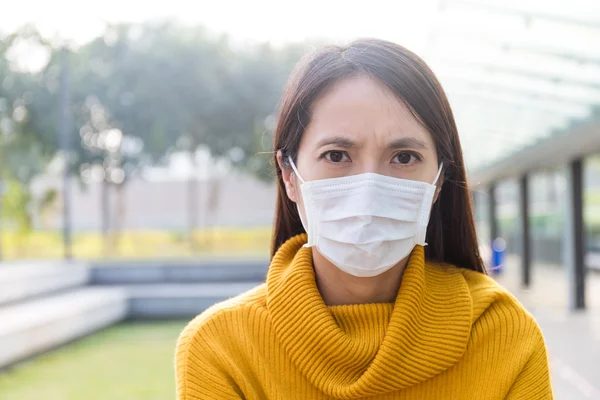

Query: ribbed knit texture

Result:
[176,234,552,399]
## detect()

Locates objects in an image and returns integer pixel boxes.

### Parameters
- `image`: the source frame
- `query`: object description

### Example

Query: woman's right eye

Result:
[323,151,350,163]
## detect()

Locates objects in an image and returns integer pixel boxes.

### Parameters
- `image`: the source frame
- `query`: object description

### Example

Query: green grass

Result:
[0,321,188,400]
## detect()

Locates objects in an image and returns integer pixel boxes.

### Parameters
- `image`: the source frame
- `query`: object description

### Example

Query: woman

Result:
[176,39,552,399]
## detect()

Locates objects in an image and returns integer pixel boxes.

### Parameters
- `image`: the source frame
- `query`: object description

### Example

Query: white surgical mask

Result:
[289,157,442,277]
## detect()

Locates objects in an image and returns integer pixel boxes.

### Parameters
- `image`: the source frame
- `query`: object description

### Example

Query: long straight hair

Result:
[271,38,486,273]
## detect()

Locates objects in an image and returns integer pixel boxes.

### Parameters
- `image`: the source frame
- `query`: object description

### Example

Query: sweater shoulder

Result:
[175,284,266,399]
[460,267,507,304]
[458,268,543,338]
[176,282,267,353]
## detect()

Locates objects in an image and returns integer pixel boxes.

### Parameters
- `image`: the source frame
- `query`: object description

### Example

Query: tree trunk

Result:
[188,148,199,252]
[112,182,126,255]
[101,178,111,257]
[205,177,220,249]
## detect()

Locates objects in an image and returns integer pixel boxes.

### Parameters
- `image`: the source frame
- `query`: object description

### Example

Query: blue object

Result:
[491,237,506,275]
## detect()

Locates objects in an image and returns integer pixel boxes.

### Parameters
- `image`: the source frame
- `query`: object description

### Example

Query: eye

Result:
[322,150,351,163]
[392,151,420,165]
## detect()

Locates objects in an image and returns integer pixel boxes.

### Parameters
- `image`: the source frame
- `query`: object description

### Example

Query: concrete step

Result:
[0,261,89,306]
[0,287,127,368]
[124,282,261,319]
[90,260,268,285]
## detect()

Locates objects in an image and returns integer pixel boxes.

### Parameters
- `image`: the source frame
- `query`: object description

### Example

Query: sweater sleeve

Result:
[175,317,244,400]
[506,335,553,399]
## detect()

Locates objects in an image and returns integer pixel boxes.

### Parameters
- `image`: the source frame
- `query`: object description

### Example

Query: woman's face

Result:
[281,75,440,210]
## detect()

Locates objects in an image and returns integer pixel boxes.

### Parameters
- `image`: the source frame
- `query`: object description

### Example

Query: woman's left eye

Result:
[392,152,419,165]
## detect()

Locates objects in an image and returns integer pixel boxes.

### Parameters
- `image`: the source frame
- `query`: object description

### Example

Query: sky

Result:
[2,0,595,46]
[0,0,439,48]
[1,0,444,79]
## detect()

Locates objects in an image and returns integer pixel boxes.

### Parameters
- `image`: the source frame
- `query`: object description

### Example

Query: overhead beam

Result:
[506,45,600,66]
[429,38,600,78]
[456,0,600,30]
[446,83,593,110]
[438,73,600,104]
[445,59,600,90]
[449,91,588,117]
[429,32,600,65]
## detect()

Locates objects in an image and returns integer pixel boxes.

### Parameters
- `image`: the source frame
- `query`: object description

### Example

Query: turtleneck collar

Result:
[266,234,473,399]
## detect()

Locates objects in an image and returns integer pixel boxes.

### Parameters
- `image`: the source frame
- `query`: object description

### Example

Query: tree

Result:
[0,28,60,259]
[74,21,302,249]
[70,22,307,250]
[2,21,309,257]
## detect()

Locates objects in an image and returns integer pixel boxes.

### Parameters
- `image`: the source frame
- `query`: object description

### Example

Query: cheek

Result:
[293,187,309,230]
[424,147,440,181]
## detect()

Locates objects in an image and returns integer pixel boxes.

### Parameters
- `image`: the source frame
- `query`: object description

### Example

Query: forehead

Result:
[304,76,433,146]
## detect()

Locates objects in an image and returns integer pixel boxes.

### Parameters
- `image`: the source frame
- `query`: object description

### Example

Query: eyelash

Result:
[392,151,423,165]
[318,150,351,163]
[318,150,423,165]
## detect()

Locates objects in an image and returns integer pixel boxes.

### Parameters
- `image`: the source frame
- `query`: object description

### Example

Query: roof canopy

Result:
[426,0,600,178]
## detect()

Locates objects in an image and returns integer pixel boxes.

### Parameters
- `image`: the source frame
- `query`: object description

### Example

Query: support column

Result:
[565,159,586,310]
[519,175,531,287]
[489,183,498,243]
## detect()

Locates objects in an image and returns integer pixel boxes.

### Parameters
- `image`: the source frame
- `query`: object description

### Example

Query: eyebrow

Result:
[387,137,427,150]
[316,136,357,149]
[316,136,427,150]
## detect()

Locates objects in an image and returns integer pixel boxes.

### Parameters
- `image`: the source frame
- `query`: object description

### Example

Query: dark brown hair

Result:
[271,38,486,273]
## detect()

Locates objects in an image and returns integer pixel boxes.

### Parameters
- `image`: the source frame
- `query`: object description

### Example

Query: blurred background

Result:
[0,1,599,399]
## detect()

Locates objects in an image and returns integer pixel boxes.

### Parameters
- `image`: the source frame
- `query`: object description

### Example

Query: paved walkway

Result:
[494,257,600,399]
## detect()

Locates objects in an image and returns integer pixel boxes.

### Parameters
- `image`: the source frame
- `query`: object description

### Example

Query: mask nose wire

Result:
[288,156,306,184]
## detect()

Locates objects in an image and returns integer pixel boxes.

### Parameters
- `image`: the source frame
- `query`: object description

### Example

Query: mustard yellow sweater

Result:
[176,234,552,399]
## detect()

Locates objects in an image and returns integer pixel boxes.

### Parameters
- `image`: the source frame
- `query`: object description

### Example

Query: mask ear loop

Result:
[288,156,311,244]
[432,163,443,186]
[288,156,306,184]
[421,163,444,247]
